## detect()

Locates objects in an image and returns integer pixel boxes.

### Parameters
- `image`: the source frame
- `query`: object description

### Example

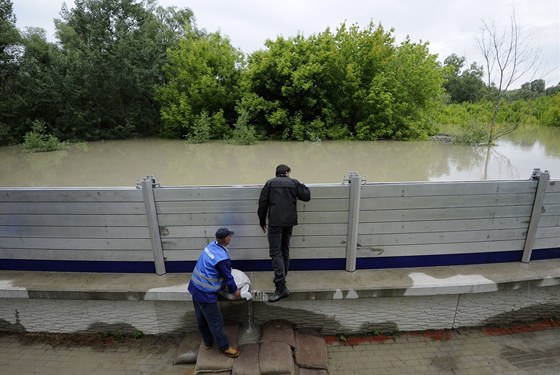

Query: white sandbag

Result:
[220,268,252,300]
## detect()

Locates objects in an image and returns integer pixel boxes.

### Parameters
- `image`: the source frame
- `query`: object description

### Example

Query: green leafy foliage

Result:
[540,93,560,127]
[52,0,192,140]
[453,120,489,145]
[187,111,211,143]
[229,109,257,145]
[0,0,23,145]
[22,120,67,152]
[2,0,195,143]
[238,22,445,141]
[156,28,243,140]
[436,95,559,131]
[131,329,144,339]
[2,1,557,145]
[443,54,486,103]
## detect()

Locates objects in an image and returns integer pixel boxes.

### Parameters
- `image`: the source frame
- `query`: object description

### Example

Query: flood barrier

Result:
[1,169,558,274]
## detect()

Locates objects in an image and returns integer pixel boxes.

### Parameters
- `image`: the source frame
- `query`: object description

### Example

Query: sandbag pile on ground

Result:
[177,320,329,374]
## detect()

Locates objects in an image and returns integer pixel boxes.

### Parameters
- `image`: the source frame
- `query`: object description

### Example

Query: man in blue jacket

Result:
[258,164,311,302]
[188,227,241,358]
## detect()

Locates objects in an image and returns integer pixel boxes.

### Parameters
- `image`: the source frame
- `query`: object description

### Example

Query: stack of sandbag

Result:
[258,320,328,375]
[175,320,329,374]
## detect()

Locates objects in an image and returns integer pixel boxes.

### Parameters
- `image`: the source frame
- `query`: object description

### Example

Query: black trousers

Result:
[267,225,293,290]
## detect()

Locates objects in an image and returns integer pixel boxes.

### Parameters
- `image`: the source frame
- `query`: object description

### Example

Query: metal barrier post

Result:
[138,176,166,275]
[344,171,363,272]
[521,168,550,263]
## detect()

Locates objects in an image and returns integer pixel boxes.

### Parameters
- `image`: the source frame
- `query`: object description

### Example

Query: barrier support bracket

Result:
[138,176,166,275]
[522,168,550,263]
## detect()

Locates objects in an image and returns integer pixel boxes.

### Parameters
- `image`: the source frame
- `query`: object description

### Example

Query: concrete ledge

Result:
[2,259,560,302]
[2,260,560,335]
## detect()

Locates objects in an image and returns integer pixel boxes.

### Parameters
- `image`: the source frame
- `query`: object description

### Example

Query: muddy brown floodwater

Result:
[1,126,559,187]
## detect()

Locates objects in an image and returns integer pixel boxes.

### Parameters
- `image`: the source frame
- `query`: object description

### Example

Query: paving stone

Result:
[3,323,560,374]
[296,367,328,375]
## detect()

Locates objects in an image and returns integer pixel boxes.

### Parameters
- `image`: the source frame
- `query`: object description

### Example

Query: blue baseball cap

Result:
[215,227,235,239]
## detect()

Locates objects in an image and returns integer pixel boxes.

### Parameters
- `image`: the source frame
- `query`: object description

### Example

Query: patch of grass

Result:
[336,334,348,342]
[132,330,144,339]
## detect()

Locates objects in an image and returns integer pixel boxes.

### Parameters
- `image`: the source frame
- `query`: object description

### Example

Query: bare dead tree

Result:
[476,8,543,145]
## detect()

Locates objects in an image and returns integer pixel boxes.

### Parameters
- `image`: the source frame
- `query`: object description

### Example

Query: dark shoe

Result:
[204,343,212,350]
[221,346,239,358]
[268,288,289,302]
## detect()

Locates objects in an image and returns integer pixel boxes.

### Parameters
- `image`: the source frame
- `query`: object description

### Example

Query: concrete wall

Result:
[2,260,559,335]
[1,286,558,335]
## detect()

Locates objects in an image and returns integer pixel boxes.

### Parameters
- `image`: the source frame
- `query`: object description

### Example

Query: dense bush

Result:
[2,0,557,146]
[23,120,67,152]
[229,110,258,145]
[238,23,445,141]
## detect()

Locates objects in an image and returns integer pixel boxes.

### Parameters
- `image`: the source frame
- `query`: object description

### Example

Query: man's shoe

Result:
[268,288,289,302]
[221,346,239,358]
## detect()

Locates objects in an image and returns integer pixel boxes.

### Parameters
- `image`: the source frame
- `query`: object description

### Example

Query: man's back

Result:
[258,175,310,227]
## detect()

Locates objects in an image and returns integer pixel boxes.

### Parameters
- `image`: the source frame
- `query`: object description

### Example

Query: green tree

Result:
[527,79,545,93]
[0,0,22,144]
[0,0,19,75]
[239,22,444,141]
[544,82,560,96]
[540,93,560,127]
[54,0,194,140]
[156,28,243,139]
[19,28,66,132]
[443,53,486,103]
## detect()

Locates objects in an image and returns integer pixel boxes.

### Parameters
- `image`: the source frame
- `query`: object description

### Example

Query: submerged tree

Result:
[239,22,445,141]
[476,8,543,144]
[0,0,22,144]
[156,27,244,140]
[54,0,194,140]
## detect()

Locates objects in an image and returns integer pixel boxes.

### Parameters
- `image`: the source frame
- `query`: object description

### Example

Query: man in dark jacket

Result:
[258,164,311,302]
[188,227,241,358]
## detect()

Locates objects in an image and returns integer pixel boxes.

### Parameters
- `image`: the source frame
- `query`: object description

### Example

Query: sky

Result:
[12,0,560,89]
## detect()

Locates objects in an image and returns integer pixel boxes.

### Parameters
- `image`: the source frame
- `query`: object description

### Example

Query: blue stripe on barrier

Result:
[531,248,560,260]
[0,259,156,273]
[356,250,523,269]
[1,248,559,273]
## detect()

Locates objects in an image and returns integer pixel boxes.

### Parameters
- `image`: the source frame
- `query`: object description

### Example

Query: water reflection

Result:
[503,126,560,157]
[1,126,559,187]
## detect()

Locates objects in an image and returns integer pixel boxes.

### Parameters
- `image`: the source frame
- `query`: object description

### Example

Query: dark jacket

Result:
[258,176,311,227]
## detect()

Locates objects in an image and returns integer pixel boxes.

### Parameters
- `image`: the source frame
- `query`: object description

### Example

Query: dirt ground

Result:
[0,331,182,354]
